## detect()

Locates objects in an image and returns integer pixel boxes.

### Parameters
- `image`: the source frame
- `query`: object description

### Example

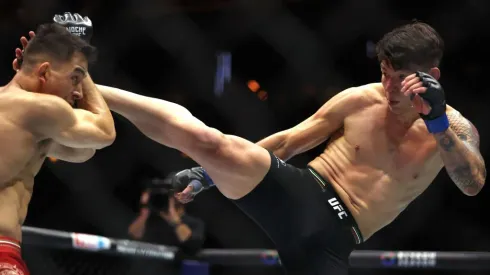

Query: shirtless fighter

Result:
[15,21,485,274]
[101,21,484,274]
[1,23,115,274]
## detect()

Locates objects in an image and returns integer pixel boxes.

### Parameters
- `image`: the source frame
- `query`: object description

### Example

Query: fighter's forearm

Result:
[95,84,138,115]
[256,130,293,161]
[80,76,111,114]
[434,128,486,196]
[79,76,114,134]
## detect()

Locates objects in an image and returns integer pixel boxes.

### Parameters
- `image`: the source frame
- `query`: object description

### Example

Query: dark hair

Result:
[376,21,444,70]
[22,23,97,69]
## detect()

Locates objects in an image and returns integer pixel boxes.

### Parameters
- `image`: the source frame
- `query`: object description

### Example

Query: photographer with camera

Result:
[128,178,206,255]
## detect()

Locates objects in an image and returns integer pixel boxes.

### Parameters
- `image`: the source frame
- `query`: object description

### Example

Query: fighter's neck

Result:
[10,73,37,92]
[373,83,421,127]
[387,107,421,127]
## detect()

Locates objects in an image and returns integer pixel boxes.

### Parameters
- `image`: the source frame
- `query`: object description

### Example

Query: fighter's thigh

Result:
[187,134,271,200]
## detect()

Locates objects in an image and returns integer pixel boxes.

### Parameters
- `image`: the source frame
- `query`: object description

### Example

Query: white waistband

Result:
[0,240,21,249]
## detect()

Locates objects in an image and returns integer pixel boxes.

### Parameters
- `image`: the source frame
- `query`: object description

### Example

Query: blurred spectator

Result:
[128,183,206,255]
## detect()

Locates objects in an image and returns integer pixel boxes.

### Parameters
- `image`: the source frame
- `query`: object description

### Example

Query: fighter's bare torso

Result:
[0,86,54,240]
[308,83,448,240]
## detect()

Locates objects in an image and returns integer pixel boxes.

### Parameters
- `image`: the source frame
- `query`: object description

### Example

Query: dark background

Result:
[1,0,490,274]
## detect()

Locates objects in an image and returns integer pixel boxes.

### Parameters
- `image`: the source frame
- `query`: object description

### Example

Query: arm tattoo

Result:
[438,134,456,151]
[436,111,486,194]
[445,110,480,150]
[449,164,478,193]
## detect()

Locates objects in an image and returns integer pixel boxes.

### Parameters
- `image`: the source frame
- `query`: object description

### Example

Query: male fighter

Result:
[16,21,485,274]
[99,21,485,274]
[1,23,115,274]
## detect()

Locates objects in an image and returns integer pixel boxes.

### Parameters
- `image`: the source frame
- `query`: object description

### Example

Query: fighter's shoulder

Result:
[0,86,60,104]
[445,105,479,133]
[358,82,387,103]
[330,83,383,109]
[445,105,470,124]
[445,105,460,116]
[4,89,73,125]
[26,93,70,116]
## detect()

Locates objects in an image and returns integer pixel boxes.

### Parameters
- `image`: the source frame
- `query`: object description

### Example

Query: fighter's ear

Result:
[36,62,51,84]
[429,67,440,80]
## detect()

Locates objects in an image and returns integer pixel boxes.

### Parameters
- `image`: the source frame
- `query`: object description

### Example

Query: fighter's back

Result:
[308,83,445,240]
[0,85,54,239]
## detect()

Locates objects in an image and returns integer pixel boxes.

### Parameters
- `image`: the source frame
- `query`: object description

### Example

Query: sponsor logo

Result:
[380,252,397,266]
[115,240,175,260]
[260,250,281,265]
[71,233,111,251]
[380,251,437,268]
[65,26,86,36]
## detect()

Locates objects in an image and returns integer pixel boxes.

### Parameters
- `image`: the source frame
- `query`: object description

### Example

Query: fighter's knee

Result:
[191,127,226,151]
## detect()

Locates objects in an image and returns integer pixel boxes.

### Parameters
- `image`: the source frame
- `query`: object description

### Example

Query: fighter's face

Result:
[37,53,87,106]
[380,61,413,109]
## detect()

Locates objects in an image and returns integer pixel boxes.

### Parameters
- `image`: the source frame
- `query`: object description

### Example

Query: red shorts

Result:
[0,237,29,275]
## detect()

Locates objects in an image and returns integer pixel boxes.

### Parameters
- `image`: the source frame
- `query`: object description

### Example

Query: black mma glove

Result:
[150,167,215,202]
[53,12,93,42]
[414,71,449,133]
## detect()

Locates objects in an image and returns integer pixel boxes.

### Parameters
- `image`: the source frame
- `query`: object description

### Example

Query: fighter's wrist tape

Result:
[424,114,449,133]
[201,168,215,188]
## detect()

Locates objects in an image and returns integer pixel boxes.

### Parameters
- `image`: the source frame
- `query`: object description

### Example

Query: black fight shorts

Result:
[233,151,363,275]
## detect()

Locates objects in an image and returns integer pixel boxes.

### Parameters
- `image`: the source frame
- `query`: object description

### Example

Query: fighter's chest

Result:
[344,114,438,172]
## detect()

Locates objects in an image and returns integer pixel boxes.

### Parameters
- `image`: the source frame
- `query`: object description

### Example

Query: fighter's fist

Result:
[154,167,214,204]
[401,71,446,120]
[53,12,93,42]
[175,184,198,204]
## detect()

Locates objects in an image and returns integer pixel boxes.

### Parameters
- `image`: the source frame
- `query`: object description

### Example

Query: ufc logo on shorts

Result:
[328,198,348,220]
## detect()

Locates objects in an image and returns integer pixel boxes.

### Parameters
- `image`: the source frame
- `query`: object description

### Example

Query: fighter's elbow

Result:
[461,179,485,196]
[463,187,481,196]
[52,147,96,163]
[87,114,116,149]
[105,120,117,142]
[92,131,116,149]
[467,168,487,196]
[105,129,117,145]
[72,148,97,163]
